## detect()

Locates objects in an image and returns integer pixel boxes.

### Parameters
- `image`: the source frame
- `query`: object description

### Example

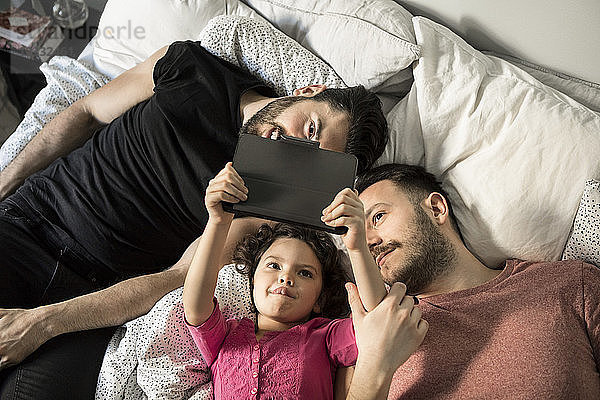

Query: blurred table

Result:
[0,0,102,116]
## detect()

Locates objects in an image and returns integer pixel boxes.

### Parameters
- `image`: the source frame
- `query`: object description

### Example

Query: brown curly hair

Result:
[232,223,351,320]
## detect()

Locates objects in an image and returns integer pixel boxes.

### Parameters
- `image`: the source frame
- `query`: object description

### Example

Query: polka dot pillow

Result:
[561,180,600,267]
[199,15,346,97]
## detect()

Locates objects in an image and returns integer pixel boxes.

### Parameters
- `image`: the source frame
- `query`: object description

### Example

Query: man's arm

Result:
[344,282,428,400]
[0,216,267,370]
[0,45,169,200]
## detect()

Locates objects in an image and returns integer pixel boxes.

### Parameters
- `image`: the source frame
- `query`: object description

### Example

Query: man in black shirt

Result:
[0,42,387,397]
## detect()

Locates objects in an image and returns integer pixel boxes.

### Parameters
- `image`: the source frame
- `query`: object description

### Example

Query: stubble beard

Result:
[374,206,457,295]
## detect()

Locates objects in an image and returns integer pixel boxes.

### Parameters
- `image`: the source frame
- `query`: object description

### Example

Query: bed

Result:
[1,0,599,398]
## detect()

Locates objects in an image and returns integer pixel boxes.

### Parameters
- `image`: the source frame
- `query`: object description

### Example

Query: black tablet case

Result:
[223,134,358,234]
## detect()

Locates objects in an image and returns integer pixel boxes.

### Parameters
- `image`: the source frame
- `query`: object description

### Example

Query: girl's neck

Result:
[255,313,306,341]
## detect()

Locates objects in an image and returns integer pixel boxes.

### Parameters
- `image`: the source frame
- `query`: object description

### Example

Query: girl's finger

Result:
[323,216,351,227]
[322,188,358,215]
[207,191,243,206]
[221,182,248,201]
[215,163,246,186]
[214,170,247,194]
[322,202,362,222]
[218,192,243,203]
[206,184,248,205]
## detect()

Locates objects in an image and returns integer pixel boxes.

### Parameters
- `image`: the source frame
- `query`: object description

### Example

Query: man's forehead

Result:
[359,180,406,207]
[313,103,349,151]
[301,98,345,120]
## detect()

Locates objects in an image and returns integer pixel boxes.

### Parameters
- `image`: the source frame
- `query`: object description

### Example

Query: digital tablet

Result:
[222,134,358,234]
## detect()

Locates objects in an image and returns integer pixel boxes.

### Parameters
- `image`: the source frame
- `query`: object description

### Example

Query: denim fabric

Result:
[0,192,118,308]
[0,327,117,400]
[0,192,121,398]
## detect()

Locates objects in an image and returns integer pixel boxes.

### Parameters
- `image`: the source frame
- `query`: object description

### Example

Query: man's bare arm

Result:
[0,216,267,370]
[0,46,169,200]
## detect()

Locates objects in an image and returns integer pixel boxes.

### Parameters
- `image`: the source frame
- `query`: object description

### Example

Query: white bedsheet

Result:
[96,266,253,400]
[0,57,110,170]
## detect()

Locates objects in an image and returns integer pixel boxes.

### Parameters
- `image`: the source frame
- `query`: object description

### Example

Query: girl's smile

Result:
[270,286,296,298]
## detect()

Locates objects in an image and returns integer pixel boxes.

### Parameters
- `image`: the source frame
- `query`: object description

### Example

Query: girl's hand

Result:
[321,188,367,252]
[205,162,248,225]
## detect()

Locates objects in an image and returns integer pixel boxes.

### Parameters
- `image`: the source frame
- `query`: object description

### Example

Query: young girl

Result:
[183,162,425,399]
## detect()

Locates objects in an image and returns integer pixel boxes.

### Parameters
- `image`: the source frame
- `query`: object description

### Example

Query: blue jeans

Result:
[0,193,118,307]
[0,193,119,398]
[0,328,117,399]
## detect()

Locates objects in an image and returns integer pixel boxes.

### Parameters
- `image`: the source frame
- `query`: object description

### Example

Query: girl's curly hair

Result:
[232,223,351,320]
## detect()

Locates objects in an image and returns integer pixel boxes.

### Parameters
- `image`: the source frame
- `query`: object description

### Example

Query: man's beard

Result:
[372,206,457,295]
[239,96,305,137]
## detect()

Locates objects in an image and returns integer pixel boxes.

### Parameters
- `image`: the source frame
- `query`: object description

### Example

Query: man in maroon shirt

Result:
[345,163,600,399]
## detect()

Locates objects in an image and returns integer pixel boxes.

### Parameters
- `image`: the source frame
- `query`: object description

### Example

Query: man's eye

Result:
[308,121,317,140]
[299,270,313,278]
[373,212,385,226]
[267,262,280,270]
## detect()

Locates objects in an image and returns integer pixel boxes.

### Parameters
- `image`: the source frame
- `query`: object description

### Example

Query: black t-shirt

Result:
[22,42,275,275]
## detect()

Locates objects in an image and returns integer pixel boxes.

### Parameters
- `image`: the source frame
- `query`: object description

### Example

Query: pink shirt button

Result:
[251,387,258,395]
[253,357,259,363]
[253,344,260,351]
[252,371,259,378]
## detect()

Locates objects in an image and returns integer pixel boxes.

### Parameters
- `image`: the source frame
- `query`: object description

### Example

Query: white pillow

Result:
[91,0,263,77]
[412,17,600,267]
[376,82,424,167]
[91,0,418,90]
[242,0,419,90]
[487,52,600,113]
[199,16,346,96]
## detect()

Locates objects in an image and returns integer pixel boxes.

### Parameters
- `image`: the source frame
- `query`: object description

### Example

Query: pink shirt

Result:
[389,259,600,399]
[186,300,357,399]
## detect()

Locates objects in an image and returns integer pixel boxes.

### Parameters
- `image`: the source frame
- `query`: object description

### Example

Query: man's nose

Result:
[366,227,382,252]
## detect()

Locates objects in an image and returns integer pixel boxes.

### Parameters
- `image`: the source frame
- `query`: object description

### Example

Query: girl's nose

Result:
[279,275,293,286]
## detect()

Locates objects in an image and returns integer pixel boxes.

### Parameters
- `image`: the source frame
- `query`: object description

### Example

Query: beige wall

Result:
[396,0,600,84]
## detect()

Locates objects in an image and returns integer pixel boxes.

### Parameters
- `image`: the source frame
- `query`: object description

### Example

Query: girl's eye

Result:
[299,270,313,278]
[373,212,385,226]
[267,262,280,270]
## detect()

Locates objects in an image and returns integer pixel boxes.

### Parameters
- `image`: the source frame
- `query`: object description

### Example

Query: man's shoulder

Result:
[509,258,599,282]
[160,40,210,69]
[156,39,262,91]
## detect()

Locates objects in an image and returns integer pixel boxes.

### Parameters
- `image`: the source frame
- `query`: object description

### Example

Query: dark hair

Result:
[312,86,388,174]
[232,223,350,320]
[356,163,462,236]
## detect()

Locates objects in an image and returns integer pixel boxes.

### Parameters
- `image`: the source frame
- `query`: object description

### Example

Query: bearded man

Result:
[0,41,387,398]
[348,163,600,399]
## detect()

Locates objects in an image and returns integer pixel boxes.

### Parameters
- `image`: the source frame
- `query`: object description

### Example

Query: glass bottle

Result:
[52,0,89,29]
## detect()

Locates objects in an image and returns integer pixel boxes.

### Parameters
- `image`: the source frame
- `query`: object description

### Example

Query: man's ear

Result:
[292,84,327,97]
[424,192,449,226]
